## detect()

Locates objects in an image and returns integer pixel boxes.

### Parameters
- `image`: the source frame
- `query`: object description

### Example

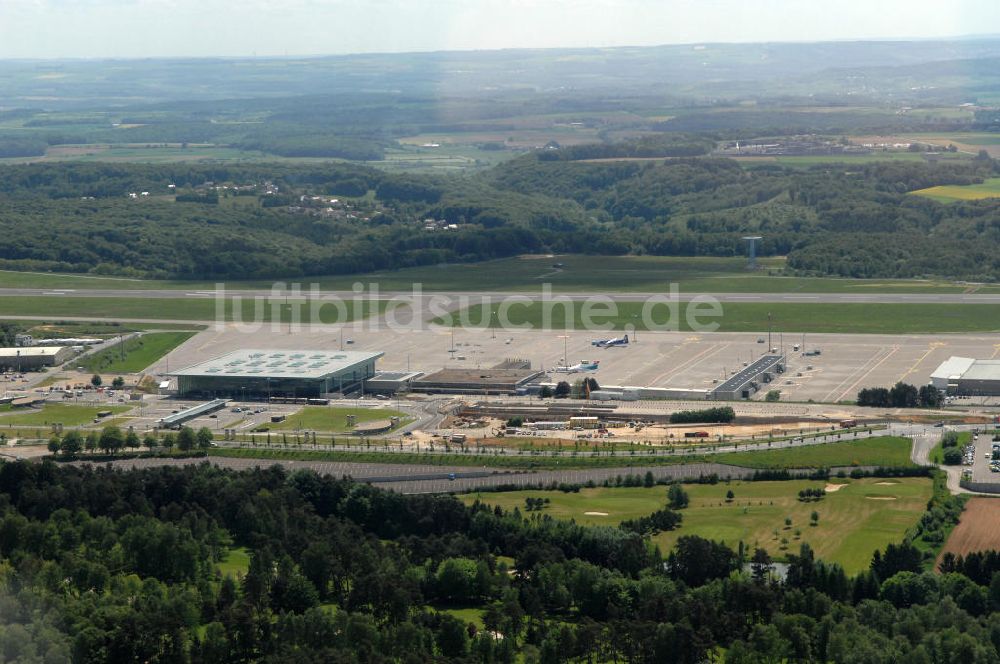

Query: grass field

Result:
[715,436,915,469]
[215,547,251,579]
[434,606,485,629]
[910,178,1000,203]
[462,477,932,575]
[380,143,517,172]
[0,270,204,290]
[0,296,390,323]
[0,255,977,294]
[78,332,195,374]
[268,406,410,433]
[929,431,972,464]
[0,139,518,172]
[437,301,1000,334]
[909,133,1000,146]
[731,152,966,168]
[0,403,131,427]
[0,143,341,166]
[207,447,712,468]
[15,320,206,334]
[207,436,916,471]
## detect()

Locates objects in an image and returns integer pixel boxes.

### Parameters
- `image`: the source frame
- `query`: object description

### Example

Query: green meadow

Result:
[268,406,410,433]
[0,254,977,294]
[910,178,1000,203]
[0,295,390,323]
[78,331,196,374]
[0,403,132,428]
[462,477,932,575]
[716,436,915,469]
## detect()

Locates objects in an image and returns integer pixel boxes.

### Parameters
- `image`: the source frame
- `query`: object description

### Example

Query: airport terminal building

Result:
[170,349,383,398]
[931,356,1000,395]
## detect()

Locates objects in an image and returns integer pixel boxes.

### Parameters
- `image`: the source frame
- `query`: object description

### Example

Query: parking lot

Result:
[968,430,1000,484]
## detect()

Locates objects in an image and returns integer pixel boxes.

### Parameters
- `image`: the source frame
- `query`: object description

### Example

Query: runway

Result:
[4,287,1000,305]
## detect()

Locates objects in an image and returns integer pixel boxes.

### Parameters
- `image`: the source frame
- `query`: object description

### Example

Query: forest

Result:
[0,460,996,663]
[0,152,998,280]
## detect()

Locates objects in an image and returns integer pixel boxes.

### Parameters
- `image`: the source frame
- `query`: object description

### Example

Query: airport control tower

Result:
[743,236,762,270]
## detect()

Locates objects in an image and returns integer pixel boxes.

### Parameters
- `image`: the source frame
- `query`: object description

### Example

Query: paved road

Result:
[5,288,1000,305]
[69,456,879,495]
[903,422,997,494]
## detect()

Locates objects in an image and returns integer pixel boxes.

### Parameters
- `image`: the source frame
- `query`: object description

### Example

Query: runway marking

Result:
[821,345,895,403]
[626,342,690,384]
[900,342,945,380]
[991,343,1000,359]
[834,345,902,403]
[650,342,730,385]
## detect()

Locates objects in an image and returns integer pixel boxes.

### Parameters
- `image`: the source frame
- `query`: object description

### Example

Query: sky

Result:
[0,0,998,59]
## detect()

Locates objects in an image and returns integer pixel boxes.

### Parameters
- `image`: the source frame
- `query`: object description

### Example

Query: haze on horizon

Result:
[1,0,998,60]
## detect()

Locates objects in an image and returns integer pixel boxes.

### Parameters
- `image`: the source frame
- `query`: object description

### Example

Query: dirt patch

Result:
[875,481,898,486]
[47,144,110,157]
[825,483,848,492]
[865,495,897,501]
[938,498,1000,566]
[584,511,609,516]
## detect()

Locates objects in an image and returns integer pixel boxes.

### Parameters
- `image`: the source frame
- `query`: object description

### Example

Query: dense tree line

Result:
[488,153,1000,280]
[536,134,714,161]
[0,461,994,662]
[669,406,736,424]
[857,382,943,408]
[0,153,997,279]
[0,322,21,347]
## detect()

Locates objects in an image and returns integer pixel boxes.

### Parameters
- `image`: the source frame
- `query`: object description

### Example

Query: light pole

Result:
[557,334,570,365]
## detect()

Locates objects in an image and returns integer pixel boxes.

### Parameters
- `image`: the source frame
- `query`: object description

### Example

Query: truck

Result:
[839,419,857,429]
[684,431,710,438]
